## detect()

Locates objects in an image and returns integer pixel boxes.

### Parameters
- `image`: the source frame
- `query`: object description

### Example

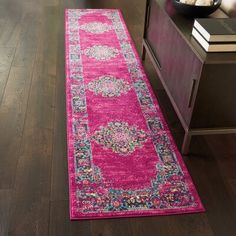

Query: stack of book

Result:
[191,18,236,52]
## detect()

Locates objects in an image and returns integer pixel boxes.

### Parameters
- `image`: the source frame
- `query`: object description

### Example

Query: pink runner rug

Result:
[65,9,204,220]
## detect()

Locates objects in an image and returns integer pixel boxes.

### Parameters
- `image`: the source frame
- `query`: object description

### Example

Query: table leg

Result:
[141,45,146,61]
[181,131,192,155]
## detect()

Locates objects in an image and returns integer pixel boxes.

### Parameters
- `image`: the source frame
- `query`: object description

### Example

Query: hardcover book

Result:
[192,27,236,52]
[193,18,236,42]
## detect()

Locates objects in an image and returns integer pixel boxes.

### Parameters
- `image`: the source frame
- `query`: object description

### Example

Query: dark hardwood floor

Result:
[0,0,235,235]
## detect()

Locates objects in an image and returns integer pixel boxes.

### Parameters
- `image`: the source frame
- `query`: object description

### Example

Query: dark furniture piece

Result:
[142,0,236,154]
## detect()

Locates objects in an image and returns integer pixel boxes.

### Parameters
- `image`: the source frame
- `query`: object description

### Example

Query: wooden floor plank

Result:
[184,137,236,236]
[0,47,15,103]
[0,190,14,236]
[49,201,91,236]
[50,5,68,202]
[0,67,33,189]
[0,20,22,47]
[91,218,134,236]
[12,13,41,68]
[9,128,53,236]
[7,4,59,236]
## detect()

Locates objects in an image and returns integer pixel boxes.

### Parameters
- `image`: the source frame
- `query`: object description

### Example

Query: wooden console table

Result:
[142,0,236,154]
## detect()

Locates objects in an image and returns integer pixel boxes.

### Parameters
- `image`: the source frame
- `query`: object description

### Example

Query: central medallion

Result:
[87,75,131,97]
[84,45,119,61]
[80,22,112,34]
[92,121,148,155]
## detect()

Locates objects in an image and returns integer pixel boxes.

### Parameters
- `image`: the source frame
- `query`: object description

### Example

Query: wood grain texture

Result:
[49,201,91,236]
[0,67,33,189]
[0,0,235,235]
[0,190,13,236]
[0,47,15,103]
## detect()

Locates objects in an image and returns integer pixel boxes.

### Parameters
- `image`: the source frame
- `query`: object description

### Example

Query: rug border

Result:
[65,8,205,220]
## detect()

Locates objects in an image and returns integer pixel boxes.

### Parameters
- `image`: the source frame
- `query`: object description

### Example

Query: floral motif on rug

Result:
[80,22,112,34]
[65,9,205,220]
[84,45,119,61]
[92,121,148,155]
[87,75,131,97]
